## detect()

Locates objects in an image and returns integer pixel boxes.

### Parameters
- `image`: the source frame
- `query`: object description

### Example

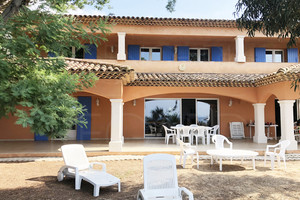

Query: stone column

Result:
[278,100,298,150]
[117,32,126,60]
[234,35,246,62]
[253,103,267,143]
[109,99,123,152]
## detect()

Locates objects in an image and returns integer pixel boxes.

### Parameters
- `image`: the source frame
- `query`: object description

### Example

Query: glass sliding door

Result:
[196,99,218,126]
[145,99,180,137]
[182,99,196,125]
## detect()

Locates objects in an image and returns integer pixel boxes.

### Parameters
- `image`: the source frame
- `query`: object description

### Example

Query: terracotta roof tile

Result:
[127,73,265,87]
[64,58,300,88]
[68,15,237,28]
[64,58,135,84]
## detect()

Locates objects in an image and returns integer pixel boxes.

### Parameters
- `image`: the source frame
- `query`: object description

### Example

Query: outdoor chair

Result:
[162,125,176,144]
[177,126,192,143]
[212,135,232,150]
[149,125,157,136]
[190,125,205,145]
[57,144,121,197]
[211,135,233,163]
[264,140,290,170]
[137,153,194,200]
[206,125,219,145]
[176,138,199,169]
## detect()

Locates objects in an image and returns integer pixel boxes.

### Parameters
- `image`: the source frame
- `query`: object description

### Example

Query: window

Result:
[145,99,180,137]
[70,46,84,58]
[140,47,161,61]
[189,48,210,61]
[266,50,284,63]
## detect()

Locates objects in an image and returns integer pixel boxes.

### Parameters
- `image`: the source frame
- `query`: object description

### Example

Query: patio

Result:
[1,139,299,157]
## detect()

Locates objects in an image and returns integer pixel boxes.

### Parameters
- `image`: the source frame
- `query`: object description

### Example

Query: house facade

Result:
[1,15,300,151]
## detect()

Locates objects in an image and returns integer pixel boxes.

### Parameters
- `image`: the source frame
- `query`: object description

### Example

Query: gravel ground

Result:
[0,159,300,200]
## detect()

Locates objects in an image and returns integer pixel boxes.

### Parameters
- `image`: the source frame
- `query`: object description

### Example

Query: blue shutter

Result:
[162,46,174,61]
[77,96,92,140]
[255,48,266,62]
[211,47,223,61]
[177,46,189,61]
[84,44,97,59]
[128,45,140,60]
[34,133,48,141]
[287,48,299,63]
[48,52,56,57]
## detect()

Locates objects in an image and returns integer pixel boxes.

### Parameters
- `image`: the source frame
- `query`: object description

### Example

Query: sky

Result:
[67,0,239,20]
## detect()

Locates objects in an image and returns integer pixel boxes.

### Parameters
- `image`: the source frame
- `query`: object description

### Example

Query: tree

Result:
[235,0,300,47]
[235,0,300,91]
[0,0,176,138]
[0,1,110,138]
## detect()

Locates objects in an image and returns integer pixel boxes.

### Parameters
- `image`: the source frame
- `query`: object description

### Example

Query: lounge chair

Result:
[264,140,290,170]
[57,144,121,197]
[137,154,194,200]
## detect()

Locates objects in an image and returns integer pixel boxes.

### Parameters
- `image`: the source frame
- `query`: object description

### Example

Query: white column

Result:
[117,32,126,60]
[253,103,267,143]
[234,35,246,62]
[109,99,123,152]
[278,100,298,150]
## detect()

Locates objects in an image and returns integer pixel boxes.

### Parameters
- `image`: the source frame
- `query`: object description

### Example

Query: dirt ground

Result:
[0,158,299,200]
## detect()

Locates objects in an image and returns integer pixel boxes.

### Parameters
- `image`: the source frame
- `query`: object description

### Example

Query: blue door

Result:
[34,133,48,141]
[77,96,92,140]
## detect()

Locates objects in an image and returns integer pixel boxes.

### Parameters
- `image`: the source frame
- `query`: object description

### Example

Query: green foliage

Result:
[235,0,300,92]
[166,0,177,13]
[0,2,110,137]
[235,0,300,47]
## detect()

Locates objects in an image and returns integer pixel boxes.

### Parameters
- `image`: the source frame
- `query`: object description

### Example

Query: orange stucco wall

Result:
[0,114,33,140]
[90,96,111,139]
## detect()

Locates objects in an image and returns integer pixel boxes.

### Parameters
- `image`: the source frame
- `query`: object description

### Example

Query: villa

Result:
[1,15,300,152]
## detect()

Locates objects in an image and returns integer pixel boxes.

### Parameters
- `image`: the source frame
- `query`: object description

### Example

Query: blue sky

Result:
[67,0,239,19]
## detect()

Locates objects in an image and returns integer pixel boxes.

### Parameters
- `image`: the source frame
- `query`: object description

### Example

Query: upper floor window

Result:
[140,47,161,61]
[189,48,210,61]
[266,49,284,63]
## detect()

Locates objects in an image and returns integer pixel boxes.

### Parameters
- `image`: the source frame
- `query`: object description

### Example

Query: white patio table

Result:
[206,149,258,171]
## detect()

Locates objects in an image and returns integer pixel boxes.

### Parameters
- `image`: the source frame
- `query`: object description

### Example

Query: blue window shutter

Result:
[84,44,97,59]
[162,46,174,61]
[48,52,56,57]
[287,48,299,63]
[211,47,223,61]
[255,48,266,62]
[34,133,48,141]
[177,46,189,61]
[128,45,140,60]
[77,96,92,140]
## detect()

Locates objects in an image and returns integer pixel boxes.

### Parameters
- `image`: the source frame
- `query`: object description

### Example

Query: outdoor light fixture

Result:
[96,98,100,107]
[229,99,233,107]
[133,99,136,106]
[111,46,114,53]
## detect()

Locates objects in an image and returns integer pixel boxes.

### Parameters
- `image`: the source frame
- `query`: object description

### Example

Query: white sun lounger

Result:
[57,144,120,197]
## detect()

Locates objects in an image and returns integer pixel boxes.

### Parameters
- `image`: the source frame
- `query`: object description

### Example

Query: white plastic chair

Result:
[264,140,290,170]
[176,138,199,169]
[212,135,233,150]
[190,125,205,145]
[149,125,157,136]
[137,154,194,200]
[206,125,219,145]
[211,135,233,164]
[162,125,176,144]
[57,144,121,197]
[177,126,192,144]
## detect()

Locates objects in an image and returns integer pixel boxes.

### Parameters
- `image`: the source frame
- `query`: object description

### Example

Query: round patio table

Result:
[206,149,258,171]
